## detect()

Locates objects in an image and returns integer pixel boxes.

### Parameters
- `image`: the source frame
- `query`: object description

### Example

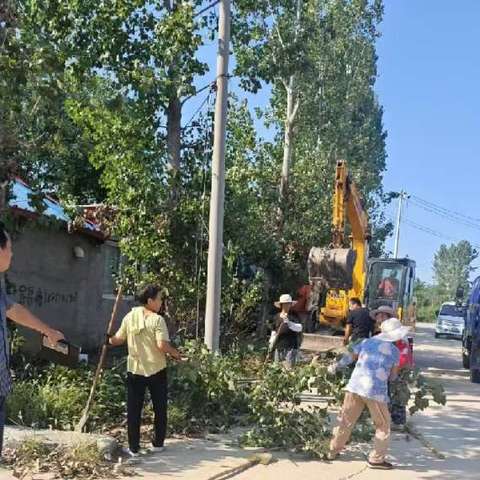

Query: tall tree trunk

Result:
[166,95,182,172]
[277,76,299,232]
[164,0,182,201]
[279,77,295,202]
[277,0,302,233]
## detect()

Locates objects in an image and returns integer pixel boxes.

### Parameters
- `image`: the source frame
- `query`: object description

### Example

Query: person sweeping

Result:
[108,284,182,457]
[327,317,410,470]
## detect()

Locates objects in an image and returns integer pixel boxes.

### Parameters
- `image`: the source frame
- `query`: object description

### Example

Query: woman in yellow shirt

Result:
[109,284,182,457]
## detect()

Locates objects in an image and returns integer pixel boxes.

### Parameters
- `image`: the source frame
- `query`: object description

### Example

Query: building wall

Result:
[4,225,134,352]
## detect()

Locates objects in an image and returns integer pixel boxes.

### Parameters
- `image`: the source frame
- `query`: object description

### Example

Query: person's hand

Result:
[171,351,185,362]
[45,328,65,346]
[343,337,349,346]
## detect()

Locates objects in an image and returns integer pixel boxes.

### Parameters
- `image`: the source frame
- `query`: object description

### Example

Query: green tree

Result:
[413,279,446,322]
[234,0,389,267]
[0,1,105,203]
[433,240,478,298]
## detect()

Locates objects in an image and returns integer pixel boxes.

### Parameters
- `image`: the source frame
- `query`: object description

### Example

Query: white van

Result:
[435,302,465,339]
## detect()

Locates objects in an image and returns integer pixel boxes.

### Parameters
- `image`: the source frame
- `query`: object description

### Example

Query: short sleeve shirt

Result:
[0,287,14,397]
[346,337,400,403]
[346,307,374,341]
[117,307,170,377]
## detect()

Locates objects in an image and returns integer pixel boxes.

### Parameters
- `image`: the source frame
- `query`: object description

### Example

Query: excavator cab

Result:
[364,258,416,324]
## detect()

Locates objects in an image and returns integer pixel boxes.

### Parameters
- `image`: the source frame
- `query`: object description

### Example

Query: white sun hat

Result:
[274,294,297,309]
[375,317,411,342]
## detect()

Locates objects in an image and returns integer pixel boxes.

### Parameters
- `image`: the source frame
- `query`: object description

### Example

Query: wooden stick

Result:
[75,286,124,432]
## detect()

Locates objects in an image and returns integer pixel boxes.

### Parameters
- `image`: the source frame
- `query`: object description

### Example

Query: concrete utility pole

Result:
[204,0,231,352]
[393,190,409,258]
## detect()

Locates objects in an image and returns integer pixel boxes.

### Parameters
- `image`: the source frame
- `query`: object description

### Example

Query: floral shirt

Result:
[346,337,400,403]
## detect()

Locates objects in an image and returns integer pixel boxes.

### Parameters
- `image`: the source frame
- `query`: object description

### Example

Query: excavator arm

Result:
[308,160,370,326]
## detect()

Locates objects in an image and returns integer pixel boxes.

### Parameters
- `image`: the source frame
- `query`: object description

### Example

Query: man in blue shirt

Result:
[328,318,410,470]
[0,221,64,457]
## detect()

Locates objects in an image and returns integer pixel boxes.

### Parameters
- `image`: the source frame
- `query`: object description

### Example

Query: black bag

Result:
[39,336,80,368]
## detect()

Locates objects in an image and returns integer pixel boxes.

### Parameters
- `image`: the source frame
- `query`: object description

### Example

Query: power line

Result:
[194,0,220,18]
[411,194,480,227]
[410,198,480,231]
[183,87,214,130]
[403,218,480,250]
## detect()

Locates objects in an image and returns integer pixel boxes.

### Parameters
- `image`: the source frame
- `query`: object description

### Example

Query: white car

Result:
[435,302,465,339]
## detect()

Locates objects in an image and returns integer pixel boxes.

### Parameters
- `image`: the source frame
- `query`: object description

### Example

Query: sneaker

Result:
[368,460,393,470]
[327,451,338,461]
[123,448,142,458]
[149,446,165,453]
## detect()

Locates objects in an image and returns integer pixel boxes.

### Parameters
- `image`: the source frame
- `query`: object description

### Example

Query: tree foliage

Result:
[433,240,478,298]
[2,0,391,338]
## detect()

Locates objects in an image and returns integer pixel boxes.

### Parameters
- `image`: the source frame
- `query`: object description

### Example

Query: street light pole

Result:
[393,190,409,258]
[204,0,231,352]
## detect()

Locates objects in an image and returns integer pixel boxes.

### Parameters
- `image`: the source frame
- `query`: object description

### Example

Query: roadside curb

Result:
[404,423,446,460]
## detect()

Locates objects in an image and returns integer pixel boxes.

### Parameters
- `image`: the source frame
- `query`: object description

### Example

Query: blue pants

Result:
[0,396,5,456]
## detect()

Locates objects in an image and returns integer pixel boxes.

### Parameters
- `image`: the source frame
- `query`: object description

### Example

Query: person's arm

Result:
[156,315,182,360]
[7,303,64,345]
[287,320,303,333]
[328,351,359,374]
[390,365,400,381]
[157,340,182,360]
[108,315,128,346]
[109,333,127,346]
[343,324,352,346]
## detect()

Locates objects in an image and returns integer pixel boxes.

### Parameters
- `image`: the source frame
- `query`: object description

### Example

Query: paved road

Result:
[233,322,480,480]
[407,322,480,478]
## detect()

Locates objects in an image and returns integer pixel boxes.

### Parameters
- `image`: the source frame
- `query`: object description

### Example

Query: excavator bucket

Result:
[308,247,356,290]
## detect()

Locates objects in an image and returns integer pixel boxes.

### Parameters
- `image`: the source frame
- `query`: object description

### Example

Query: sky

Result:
[377,1,480,281]
[186,1,480,283]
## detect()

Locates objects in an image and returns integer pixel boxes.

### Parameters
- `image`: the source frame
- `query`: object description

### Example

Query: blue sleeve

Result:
[352,339,367,356]
[5,294,14,311]
[0,289,14,311]
[392,345,400,367]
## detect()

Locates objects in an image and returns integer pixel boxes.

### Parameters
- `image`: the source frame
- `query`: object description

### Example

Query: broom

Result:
[76,286,124,432]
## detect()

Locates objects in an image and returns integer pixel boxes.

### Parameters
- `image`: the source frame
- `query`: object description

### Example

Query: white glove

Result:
[287,320,303,333]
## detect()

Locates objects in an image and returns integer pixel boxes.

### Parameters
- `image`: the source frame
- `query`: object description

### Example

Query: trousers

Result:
[127,368,168,452]
[330,392,391,463]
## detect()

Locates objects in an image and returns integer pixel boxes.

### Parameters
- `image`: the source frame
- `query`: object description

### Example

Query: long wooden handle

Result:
[75,286,124,432]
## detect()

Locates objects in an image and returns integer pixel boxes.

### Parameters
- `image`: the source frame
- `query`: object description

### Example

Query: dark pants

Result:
[127,369,167,453]
[390,403,407,425]
[0,397,5,457]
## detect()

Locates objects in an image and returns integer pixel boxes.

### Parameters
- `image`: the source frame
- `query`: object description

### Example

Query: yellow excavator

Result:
[304,160,416,348]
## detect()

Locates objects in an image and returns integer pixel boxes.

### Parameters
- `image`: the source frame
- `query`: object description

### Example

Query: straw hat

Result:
[376,318,411,342]
[274,294,297,309]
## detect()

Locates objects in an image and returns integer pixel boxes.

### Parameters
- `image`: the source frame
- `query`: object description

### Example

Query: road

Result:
[233,322,480,480]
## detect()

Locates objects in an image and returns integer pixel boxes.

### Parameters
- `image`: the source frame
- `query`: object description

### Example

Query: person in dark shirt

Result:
[271,294,303,368]
[343,297,374,346]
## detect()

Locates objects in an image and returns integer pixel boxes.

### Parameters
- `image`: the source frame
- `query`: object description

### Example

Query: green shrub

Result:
[6,382,46,427]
